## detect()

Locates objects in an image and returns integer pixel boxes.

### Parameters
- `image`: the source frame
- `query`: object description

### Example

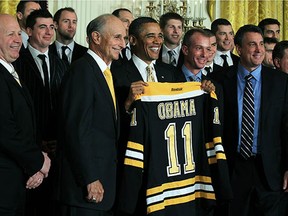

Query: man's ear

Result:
[92,31,101,44]
[273,57,281,69]
[182,45,188,56]
[53,21,58,30]
[235,44,242,57]
[26,27,32,37]
[129,35,137,46]
[16,12,23,21]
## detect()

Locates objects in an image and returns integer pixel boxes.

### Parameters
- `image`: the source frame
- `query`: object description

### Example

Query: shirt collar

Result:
[181,64,203,81]
[0,59,14,73]
[238,63,262,81]
[55,40,75,52]
[28,43,49,59]
[162,44,181,56]
[87,49,110,72]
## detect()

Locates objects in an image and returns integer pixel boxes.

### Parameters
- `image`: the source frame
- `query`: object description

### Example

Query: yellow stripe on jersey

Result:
[146,175,212,196]
[147,191,216,214]
[127,141,144,152]
[136,82,205,102]
[124,158,144,169]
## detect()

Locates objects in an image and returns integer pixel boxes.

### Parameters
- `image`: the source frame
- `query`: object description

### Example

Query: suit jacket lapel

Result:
[126,61,143,82]
[1,65,34,111]
[260,67,272,121]
[154,64,167,82]
[84,54,118,124]
[26,50,43,82]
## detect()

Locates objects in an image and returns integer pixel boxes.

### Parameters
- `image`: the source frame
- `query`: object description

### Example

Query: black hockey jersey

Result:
[119,82,232,216]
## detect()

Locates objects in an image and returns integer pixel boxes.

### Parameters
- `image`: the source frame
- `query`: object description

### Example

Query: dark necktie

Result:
[38,54,49,89]
[168,50,177,66]
[38,54,52,109]
[121,47,128,62]
[240,74,254,159]
[61,46,69,63]
[221,54,229,68]
[205,66,211,74]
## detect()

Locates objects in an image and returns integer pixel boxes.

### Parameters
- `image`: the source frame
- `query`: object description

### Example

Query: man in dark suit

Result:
[0,14,50,216]
[113,17,176,112]
[211,18,239,68]
[211,24,288,216]
[49,7,87,64]
[13,9,68,216]
[112,17,177,216]
[57,14,126,216]
[157,12,184,67]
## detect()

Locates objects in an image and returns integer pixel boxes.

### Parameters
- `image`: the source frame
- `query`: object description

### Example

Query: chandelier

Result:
[133,0,206,32]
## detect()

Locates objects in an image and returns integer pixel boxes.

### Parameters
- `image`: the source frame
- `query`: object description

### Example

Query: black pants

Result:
[229,155,284,216]
[61,204,113,216]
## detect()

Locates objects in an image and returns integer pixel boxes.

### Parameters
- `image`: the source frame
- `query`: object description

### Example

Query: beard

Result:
[59,30,75,41]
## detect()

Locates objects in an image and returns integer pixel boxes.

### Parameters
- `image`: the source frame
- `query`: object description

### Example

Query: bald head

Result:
[0,14,22,63]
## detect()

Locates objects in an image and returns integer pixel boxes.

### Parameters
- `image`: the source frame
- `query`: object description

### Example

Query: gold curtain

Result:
[208,0,288,40]
[0,0,20,15]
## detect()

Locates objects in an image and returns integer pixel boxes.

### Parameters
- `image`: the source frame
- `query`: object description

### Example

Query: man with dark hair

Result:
[49,7,87,64]
[16,0,41,49]
[0,14,50,216]
[258,18,280,40]
[113,17,177,216]
[13,9,68,216]
[58,14,126,216]
[263,37,277,68]
[211,18,239,68]
[158,12,184,66]
[211,24,288,216]
[175,28,211,81]
[203,28,223,74]
[272,40,288,73]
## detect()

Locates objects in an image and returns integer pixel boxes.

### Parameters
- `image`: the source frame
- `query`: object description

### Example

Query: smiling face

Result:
[215,24,234,52]
[27,17,54,52]
[236,32,265,71]
[0,15,22,63]
[132,22,163,64]
[55,10,77,42]
[182,32,210,74]
[92,16,126,65]
[162,19,183,49]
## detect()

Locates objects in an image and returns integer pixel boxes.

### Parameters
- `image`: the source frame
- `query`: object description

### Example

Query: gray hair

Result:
[86,14,115,43]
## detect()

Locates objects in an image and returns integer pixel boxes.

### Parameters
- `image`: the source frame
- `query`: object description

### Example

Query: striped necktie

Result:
[240,74,254,159]
[168,50,177,66]
[146,65,155,82]
[11,69,21,86]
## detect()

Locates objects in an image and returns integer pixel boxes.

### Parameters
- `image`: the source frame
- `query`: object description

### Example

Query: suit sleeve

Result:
[118,99,145,214]
[204,91,233,202]
[0,74,43,176]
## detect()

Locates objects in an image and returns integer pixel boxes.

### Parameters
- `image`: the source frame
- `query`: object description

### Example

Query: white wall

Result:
[48,0,213,47]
